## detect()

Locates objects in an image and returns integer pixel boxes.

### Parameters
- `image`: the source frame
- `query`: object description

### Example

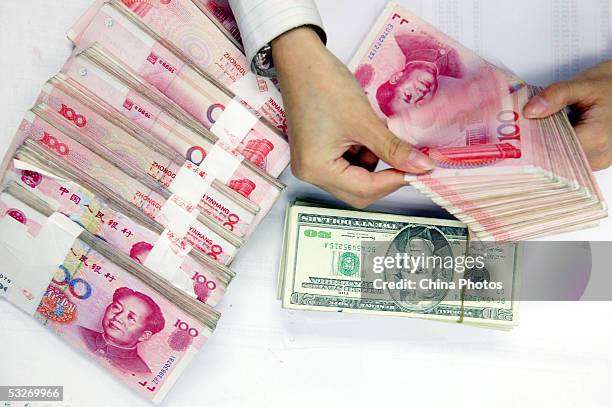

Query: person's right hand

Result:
[272,27,434,209]
[524,60,612,171]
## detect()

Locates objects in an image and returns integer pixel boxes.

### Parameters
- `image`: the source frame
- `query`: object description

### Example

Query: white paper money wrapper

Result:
[0,194,83,315]
[230,72,279,111]
[210,99,261,149]
[148,144,244,278]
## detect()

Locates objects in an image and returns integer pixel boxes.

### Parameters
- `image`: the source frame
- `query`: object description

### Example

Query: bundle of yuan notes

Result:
[350,2,608,241]
[278,201,520,330]
[0,0,289,403]
[191,0,243,50]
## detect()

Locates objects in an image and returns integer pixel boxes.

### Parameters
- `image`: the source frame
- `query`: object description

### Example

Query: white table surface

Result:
[0,1,611,406]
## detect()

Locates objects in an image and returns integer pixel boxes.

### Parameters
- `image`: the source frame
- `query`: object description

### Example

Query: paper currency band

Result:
[151,197,205,281]
[155,195,201,238]
[13,158,70,183]
[144,228,194,282]
[150,164,208,279]
[170,163,215,207]
[171,144,244,208]
[230,72,280,110]
[165,145,244,234]
[169,161,257,239]
[202,143,244,183]
[148,142,245,278]
[151,195,238,260]
[0,212,84,316]
[210,99,260,149]
[151,196,239,272]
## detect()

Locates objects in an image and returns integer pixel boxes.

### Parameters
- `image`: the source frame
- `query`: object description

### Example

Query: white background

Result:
[1,1,611,406]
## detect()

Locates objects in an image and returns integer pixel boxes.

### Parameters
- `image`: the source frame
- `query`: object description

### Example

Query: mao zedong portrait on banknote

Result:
[375,32,463,118]
[78,286,165,374]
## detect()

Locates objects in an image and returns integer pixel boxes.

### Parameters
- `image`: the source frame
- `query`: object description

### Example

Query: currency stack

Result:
[0,0,289,403]
[350,2,607,241]
[278,201,520,330]
[191,0,243,50]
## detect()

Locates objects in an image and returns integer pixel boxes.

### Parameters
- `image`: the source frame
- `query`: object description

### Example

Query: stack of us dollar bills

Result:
[278,201,520,330]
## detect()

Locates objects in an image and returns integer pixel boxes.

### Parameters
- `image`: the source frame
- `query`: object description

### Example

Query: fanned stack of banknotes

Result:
[0,0,290,403]
[351,3,608,241]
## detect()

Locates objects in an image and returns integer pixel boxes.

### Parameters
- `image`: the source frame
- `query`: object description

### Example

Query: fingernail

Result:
[408,149,435,171]
[404,173,416,184]
[524,95,549,118]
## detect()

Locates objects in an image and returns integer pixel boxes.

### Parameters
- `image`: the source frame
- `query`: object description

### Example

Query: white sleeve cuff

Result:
[229,0,326,74]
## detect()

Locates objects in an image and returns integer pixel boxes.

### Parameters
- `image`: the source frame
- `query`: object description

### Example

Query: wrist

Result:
[272,26,326,69]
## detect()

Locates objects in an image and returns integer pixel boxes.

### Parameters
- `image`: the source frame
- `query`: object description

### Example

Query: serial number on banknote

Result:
[322,242,378,253]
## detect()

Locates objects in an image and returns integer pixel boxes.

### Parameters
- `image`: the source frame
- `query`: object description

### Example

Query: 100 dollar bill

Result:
[279,202,519,329]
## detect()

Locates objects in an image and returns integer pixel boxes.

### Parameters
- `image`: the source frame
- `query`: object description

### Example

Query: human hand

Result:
[524,60,612,171]
[272,27,434,208]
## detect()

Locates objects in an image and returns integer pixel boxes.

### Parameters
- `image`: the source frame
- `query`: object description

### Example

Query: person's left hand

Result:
[272,27,434,209]
[523,60,612,171]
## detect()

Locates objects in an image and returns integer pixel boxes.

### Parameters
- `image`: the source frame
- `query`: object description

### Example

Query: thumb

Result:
[361,126,435,174]
[524,80,590,119]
